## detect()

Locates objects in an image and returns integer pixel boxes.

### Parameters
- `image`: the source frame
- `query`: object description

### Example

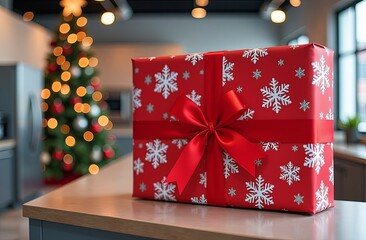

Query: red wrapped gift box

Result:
[132,43,334,214]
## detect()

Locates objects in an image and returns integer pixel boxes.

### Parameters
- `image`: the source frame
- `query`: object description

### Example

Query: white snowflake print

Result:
[222,56,234,86]
[200,69,204,75]
[145,139,168,169]
[295,67,305,78]
[262,142,279,152]
[261,78,292,114]
[278,59,284,66]
[243,48,268,64]
[245,175,274,209]
[185,53,204,65]
[329,165,334,185]
[191,194,207,204]
[290,45,299,50]
[133,158,144,175]
[303,144,325,174]
[326,108,334,120]
[312,55,330,95]
[319,112,324,120]
[144,75,152,85]
[253,69,262,80]
[223,152,239,179]
[315,181,329,211]
[154,65,178,99]
[255,159,262,166]
[294,193,304,205]
[154,177,176,201]
[236,86,243,93]
[148,57,156,61]
[138,143,143,149]
[132,86,142,111]
[182,70,190,80]
[162,112,169,120]
[139,182,146,192]
[134,68,139,74]
[228,187,236,197]
[299,100,310,112]
[238,108,255,120]
[280,161,300,185]
[171,139,188,149]
[146,103,154,113]
[199,172,207,188]
[186,90,201,106]
[292,145,298,152]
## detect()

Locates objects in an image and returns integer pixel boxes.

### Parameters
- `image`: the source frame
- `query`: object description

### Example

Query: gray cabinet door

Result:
[0,149,14,208]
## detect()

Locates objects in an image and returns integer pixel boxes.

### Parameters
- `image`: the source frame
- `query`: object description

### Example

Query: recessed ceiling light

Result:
[271,9,286,24]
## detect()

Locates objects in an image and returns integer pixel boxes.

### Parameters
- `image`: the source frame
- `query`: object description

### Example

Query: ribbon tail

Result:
[165,132,208,194]
[216,128,266,177]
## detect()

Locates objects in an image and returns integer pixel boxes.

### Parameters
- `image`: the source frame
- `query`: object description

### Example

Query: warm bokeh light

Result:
[53,46,63,56]
[105,120,113,130]
[56,55,66,65]
[290,0,301,7]
[41,102,48,112]
[65,136,76,147]
[60,84,71,95]
[88,164,99,175]
[271,9,286,23]
[67,33,78,44]
[77,31,86,41]
[61,71,71,81]
[89,57,98,67]
[76,86,87,97]
[63,154,73,164]
[41,89,51,99]
[59,23,71,34]
[47,118,58,129]
[74,102,83,113]
[92,91,102,101]
[61,124,70,134]
[195,0,209,7]
[78,57,89,68]
[42,119,48,128]
[61,61,71,71]
[83,131,94,142]
[101,12,115,25]
[98,115,109,127]
[77,16,88,27]
[82,36,93,47]
[82,103,91,113]
[52,81,62,92]
[23,11,34,21]
[60,0,86,17]
[191,7,207,19]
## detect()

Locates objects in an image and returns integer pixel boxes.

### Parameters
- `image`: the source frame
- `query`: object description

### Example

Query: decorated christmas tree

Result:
[41,0,118,181]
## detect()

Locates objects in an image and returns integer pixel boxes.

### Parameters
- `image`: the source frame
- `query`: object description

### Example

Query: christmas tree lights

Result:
[42,4,118,180]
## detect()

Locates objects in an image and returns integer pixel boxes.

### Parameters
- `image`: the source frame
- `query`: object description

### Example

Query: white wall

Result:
[0,6,51,69]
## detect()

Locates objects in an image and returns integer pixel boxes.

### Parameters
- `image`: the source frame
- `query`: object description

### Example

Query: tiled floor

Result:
[0,207,28,240]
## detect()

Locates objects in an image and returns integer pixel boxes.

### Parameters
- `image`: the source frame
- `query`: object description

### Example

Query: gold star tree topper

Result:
[60,0,87,17]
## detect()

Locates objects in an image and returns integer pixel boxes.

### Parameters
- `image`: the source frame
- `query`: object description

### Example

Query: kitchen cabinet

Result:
[0,148,14,208]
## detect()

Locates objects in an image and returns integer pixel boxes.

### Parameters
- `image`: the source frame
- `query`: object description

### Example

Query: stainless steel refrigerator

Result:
[0,63,43,203]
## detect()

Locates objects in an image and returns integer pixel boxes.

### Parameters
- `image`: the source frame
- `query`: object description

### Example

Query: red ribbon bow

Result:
[165,90,265,205]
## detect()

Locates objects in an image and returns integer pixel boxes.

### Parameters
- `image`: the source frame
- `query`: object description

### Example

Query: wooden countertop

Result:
[23,154,366,240]
[334,142,366,165]
[0,139,15,151]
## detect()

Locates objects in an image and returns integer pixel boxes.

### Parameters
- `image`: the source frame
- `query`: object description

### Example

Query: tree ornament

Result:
[63,162,73,171]
[71,96,82,105]
[41,151,51,164]
[71,65,81,77]
[85,67,94,76]
[63,44,72,55]
[73,115,88,130]
[91,80,100,91]
[48,63,58,72]
[90,146,102,162]
[86,85,94,95]
[90,122,103,133]
[103,146,115,159]
[89,104,101,117]
[52,149,64,161]
[51,99,65,114]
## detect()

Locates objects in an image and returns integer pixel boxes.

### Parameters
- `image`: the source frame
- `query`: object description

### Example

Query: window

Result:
[337,0,366,131]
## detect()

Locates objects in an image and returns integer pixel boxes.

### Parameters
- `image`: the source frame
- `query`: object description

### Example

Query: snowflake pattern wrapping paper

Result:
[132,43,334,214]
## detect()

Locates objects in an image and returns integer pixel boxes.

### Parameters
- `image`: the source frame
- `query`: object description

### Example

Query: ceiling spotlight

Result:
[101,12,115,25]
[195,0,209,7]
[191,7,207,19]
[290,0,301,7]
[271,9,286,23]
